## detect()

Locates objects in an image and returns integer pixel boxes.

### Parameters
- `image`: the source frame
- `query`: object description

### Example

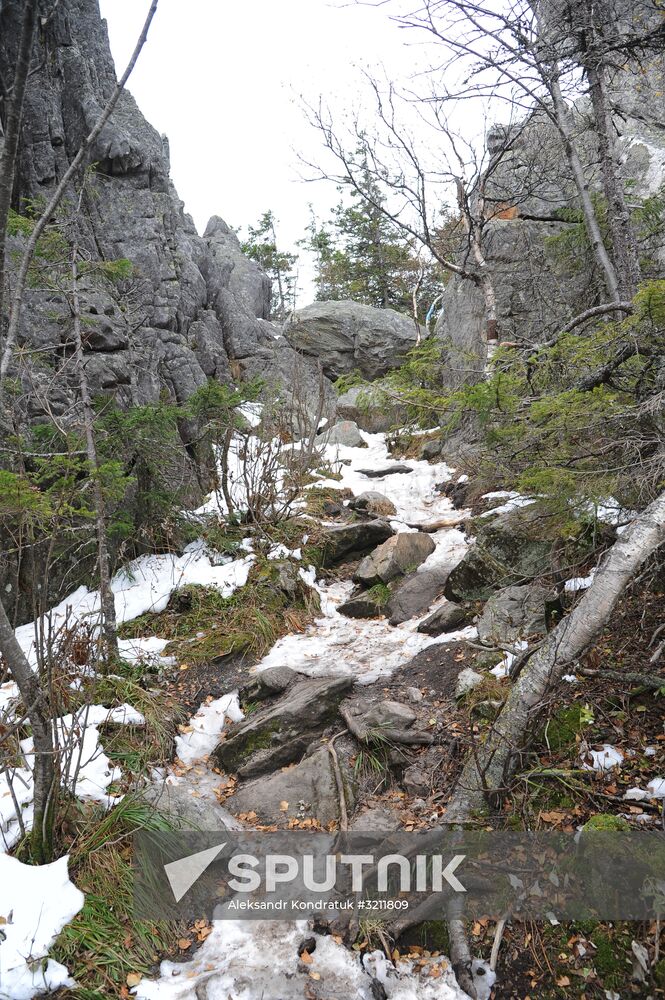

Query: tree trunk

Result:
[446,489,665,821]
[585,57,641,299]
[548,72,622,304]
[0,597,55,862]
[70,250,119,665]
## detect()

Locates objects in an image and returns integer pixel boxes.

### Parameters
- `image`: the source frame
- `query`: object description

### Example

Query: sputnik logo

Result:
[164,842,227,902]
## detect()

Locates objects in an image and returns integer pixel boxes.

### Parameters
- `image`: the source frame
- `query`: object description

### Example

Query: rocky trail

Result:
[3,418,664,999]
[134,427,495,1000]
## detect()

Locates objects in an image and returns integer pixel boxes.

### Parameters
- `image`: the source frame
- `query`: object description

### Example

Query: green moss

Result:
[590,929,627,985]
[119,566,318,665]
[582,813,630,832]
[654,957,665,987]
[543,703,589,752]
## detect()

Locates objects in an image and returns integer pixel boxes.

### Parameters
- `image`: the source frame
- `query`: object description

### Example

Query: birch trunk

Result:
[0,598,55,862]
[549,73,622,304]
[447,489,665,821]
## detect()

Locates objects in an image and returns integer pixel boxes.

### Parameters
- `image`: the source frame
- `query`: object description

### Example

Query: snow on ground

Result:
[582,744,624,772]
[623,778,665,801]
[252,566,476,686]
[565,570,596,593]
[1,704,145,851]
[0,854,84,1000]
[14,540,254,667]
[313,431,458,525]
[490,641,528,679]
[175,693,244,765]
[3,426,484,998]
[133,919,482,1000]
[476,491,536,518]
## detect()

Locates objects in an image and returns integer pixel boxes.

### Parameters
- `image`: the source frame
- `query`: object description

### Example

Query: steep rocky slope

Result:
[0,0,335,431]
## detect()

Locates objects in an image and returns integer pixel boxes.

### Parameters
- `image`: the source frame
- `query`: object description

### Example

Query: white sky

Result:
[99,0,429,298]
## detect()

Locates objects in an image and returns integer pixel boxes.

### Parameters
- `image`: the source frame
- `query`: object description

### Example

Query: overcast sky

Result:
[98,1,422,289]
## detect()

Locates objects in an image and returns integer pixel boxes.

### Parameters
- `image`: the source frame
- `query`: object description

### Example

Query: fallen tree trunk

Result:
[390,490,665,995]
[445,489,665,822]
[404,514,468,532]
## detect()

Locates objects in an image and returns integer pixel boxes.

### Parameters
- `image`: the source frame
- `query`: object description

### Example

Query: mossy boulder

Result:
[445,501,613,602]
[214,674,353,778]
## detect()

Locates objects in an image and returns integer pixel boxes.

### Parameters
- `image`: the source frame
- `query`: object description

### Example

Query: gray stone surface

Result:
[454,668,485,699]
[362,700,417,730]
[283,300,423,380]
[142,781,243,832]
[348,491,397,518]
[239,666,299,704]
[350,806,402,833]
[338,591,389,620]
[477,584,553,644]
[357,464,414,478]
[417,601,471,636]
[225,748,353,827]
[444,502,609,602]
[318,420,366,448]
[354,533,436,586]
[320,519,395,566]
[0,0,337,617]
[387,566,451,625]
[336,385,403,433]
[214,675,353,778]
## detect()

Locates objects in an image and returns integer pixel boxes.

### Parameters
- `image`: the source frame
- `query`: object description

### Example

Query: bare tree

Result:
[391,0,663,312]
[304,78,531,344]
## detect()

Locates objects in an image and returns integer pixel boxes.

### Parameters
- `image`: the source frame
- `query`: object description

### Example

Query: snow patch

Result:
[175,694,244,765]
[0,854,84,1000]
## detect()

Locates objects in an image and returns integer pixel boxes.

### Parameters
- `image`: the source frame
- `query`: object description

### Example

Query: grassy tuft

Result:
[119,562,319,664]
[54,796,183,997]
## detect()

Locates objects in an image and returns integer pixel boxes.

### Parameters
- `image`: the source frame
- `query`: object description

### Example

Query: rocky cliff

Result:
[0,0,335,435]
[437,15,665,381]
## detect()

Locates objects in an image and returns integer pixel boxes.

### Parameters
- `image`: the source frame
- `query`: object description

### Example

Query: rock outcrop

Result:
[437,32,665,385]
[283,300,422,380]
[214,674,352,779]
[0,0,335,433]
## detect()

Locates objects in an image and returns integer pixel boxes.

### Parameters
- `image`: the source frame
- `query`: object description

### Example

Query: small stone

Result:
[455,668,484,699]
[348,491,397,517]
[407,686,423,703]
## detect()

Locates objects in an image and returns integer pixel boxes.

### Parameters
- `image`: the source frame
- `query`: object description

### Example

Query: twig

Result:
[490,917,506,971]
[327,732,348,833]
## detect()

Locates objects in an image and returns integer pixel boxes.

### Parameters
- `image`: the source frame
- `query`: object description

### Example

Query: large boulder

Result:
[225,748,354,828]
[283,300,423,380]
[417,601,472,636]
[214,675,352,778]
[317,420,366,448]
[354,533,435,586]
[320,519,395,567]
[444,502,610,602]
[387,566,452,625]
[477,584,554,644]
